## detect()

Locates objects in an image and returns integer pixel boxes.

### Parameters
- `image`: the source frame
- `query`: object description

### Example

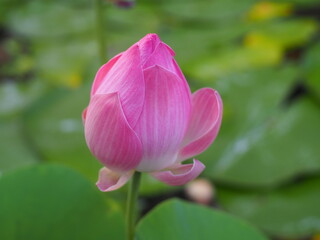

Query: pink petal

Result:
[90,53,122,96]
[178,88,223,161]
[162,42,175,56]
[134,65,192,172]
[151,159,205,186]
[138,33,161,66]
[142,41,192,100]
[94,45,145,128]
[143,42,176,72]
[96,167,133,192]
[84,93,143,172]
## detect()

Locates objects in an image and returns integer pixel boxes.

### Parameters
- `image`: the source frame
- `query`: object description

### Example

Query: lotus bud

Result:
[83,34,223,191]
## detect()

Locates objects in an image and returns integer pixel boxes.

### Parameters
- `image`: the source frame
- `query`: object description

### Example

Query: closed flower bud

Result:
[83,34,223,191]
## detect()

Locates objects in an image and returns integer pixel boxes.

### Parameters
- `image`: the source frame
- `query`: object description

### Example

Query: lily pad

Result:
[0,120,38,174]
[278,0,320,6]
[136,199,268,240]
[196,66,297,185]
[7,1,92,38]
[218,176,320,238]
[164,25,250,68]
[160,0,255,22]
[189,45,283,80]
[245,19,318,50]
[203,97,320,187]
[24,85,101,182]
[0,81,45,119]
[189,19,317,80]
[0,164,125,240]
[302,41,320,98]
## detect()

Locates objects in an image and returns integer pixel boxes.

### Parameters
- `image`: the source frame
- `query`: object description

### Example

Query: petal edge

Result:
[85,93,143,172]
[150,159,205,186]
[91,53,122,97]
[178,89,223,161]
[94,45,145,128]
[96,167,133,192]
[134,65,191,172]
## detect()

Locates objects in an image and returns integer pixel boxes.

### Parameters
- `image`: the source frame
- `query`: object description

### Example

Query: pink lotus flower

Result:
[83,34,223,192]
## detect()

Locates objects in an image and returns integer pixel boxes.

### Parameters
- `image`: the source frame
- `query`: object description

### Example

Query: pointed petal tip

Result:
[144,33,160,41]
[96,167,133,192]
[90,53,123,96]
[198,88,223,118]
[196,87,220,97]
[142,41,178,71]
[92,43,145,128]
[139,33,161,47]
[142,34,174,56]
[151,159,205,186]
[138,34,161,59]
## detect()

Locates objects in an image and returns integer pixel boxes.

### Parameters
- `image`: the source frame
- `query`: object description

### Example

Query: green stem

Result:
[126,171,141,240]
[93,0,107,64]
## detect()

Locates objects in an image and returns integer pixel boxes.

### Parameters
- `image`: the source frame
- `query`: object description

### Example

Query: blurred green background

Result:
[0,0,320,239]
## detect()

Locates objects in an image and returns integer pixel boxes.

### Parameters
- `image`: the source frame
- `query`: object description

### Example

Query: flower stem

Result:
[126,171,141,240]
[93,0,107,64]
